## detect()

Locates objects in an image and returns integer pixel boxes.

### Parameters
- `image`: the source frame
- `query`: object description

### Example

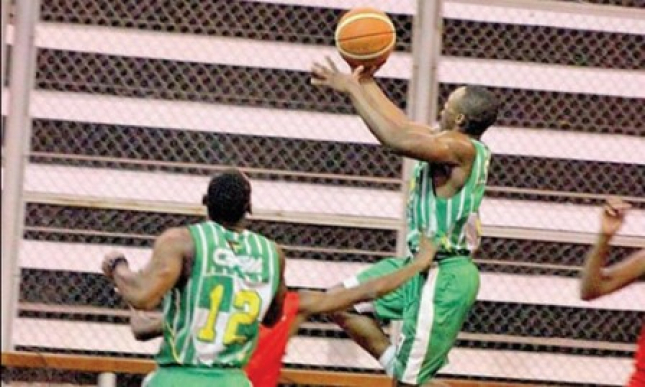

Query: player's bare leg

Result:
[332,310,391,358]
[327,285,391,359]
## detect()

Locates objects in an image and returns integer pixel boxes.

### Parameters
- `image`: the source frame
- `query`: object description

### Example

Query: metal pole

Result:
[1,0,9,90]
[392,0,444,343]
[396,0,444,261]
[98,372,117,387]
[1,0,40,351]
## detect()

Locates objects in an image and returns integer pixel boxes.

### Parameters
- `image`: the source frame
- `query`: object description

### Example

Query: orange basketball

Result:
[335,7,397,69]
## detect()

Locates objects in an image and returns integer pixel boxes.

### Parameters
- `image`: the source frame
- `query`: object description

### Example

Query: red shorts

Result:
[629,322,645,387]
[245,292,300,387]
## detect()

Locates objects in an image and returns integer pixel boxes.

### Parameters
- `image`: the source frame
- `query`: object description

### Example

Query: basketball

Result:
[335,7,397,69]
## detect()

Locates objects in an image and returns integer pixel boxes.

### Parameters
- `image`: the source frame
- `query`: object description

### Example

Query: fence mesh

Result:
[2,0,644,386]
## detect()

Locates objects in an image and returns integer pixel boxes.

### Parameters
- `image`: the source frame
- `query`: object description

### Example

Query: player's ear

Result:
[455,113,466,127]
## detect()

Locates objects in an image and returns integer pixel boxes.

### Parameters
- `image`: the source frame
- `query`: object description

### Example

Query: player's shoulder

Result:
[439,130,476,146]
[442,131,478,162]
[155,227,195,260]
[158,227,192,244]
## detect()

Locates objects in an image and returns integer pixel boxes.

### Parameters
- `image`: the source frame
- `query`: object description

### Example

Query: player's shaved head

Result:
[441,86,499,137]
[203,169,252,225]
[454,86,500,136]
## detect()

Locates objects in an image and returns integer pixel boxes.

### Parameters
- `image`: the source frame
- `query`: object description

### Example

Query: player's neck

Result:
[217,219,247,233]
[450,126,481,141]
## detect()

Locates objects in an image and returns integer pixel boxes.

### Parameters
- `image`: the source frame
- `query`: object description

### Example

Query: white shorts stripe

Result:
[400,267,440,383]
[142,370,156,387]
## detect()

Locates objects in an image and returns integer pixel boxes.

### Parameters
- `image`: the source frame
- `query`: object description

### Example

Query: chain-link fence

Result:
[2,0,644,386]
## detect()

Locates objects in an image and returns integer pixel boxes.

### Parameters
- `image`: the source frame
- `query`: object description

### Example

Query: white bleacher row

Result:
[5,164,645,236]
[6,23,645,97]
[1,90,644,166]
[19,240,645,312]
[247,0,645,35]
[13,318,632,386]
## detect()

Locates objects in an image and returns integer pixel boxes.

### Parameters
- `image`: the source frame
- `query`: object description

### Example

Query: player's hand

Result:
[413,233,438,271]
[102,251,129,280]
[129,307,154,330]
[600,197,631,237]
[129,306,164,340]
[311,57,363,93]
[349,61,384,81]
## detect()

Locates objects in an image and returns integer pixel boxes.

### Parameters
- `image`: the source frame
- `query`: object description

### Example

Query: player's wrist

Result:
[344,77,362,94]
[598,231,615,244]
[357,73,376,83]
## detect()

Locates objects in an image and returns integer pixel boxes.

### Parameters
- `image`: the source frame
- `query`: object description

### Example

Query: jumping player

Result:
[311,59,499,386]
[130,235,439,387]
[102,169,287,386]
[579,198,645,386]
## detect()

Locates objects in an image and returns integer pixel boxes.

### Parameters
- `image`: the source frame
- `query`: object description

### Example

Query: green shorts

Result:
[142,366,251,387]
[343,256,480,385]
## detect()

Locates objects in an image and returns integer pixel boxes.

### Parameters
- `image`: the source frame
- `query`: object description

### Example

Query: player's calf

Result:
[326,285,392,364]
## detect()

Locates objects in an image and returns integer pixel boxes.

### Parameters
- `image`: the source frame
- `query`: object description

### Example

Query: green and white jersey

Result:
[156,221,280,369]
[406,140,491,259]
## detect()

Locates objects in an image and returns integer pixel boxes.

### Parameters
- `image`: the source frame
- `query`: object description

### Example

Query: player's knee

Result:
[330,309,356,327]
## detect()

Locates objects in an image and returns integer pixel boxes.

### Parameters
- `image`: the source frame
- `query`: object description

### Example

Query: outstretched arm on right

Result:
[580,198,645,300]
[581,243,645,301]
[298,236,437,318]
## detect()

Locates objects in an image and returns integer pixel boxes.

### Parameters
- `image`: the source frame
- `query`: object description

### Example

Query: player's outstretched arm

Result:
[102,227,192,310]
[130,309,164,341]
[297,236,437,318]
[311,58,471,165]
[262,244,288,327]
[580,199,645,300]
[356,68,409,127]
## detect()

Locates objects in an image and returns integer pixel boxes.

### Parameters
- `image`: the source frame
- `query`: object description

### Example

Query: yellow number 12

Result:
[198,285,261,345]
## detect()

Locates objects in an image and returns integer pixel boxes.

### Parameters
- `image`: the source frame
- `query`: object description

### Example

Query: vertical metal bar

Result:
[392,0,444,343]
[1,0,9,90]
[98,372,117,387]
[407,0,443,125]
[396,0,444,262]
[1,0,40,352]
[1,0,10,158]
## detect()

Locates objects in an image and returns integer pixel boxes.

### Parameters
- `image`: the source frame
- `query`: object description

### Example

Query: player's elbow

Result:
[131,328,146,341]
[131,327,156,342]
[579,289,599,301]
[579,284,602,301]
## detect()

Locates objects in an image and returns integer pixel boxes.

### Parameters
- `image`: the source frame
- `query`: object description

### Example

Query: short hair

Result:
[203,169,251,224]
[457,86,500,136]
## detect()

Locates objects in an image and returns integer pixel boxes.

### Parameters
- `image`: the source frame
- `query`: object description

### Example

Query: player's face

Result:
[440,87,467,131]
